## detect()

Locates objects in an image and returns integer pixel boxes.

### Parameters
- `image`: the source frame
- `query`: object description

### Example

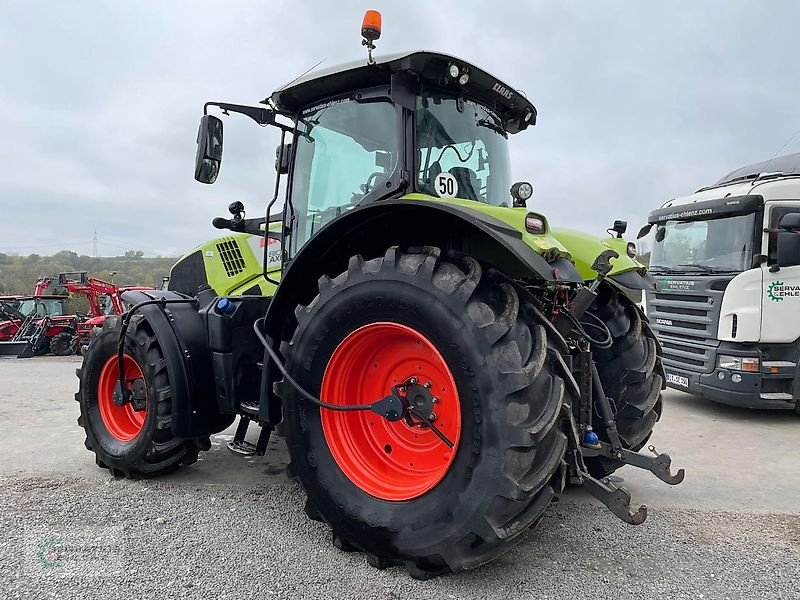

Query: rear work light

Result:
[525,214,545,234]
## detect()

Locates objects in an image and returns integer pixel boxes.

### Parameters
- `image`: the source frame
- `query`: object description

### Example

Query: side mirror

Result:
[275,142,292,174]
[776,212,800,267]
[195,115,224,184]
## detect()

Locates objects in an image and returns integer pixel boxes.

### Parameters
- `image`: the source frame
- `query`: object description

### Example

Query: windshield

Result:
[289,97,399,255]
[649,213,756,273]
[17,298,66,317]
[416,95,511,205]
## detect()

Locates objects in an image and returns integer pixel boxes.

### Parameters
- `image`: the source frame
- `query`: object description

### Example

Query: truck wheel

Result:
[50,331,76,356]
[278,247,569,577]
[586,283,664,477]
[76,316,209,477]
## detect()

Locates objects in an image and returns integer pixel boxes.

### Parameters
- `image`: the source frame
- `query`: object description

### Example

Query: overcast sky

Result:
[2,1,799,257]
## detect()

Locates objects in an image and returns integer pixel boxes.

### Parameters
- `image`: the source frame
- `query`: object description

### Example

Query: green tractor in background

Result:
[77,12,682,578]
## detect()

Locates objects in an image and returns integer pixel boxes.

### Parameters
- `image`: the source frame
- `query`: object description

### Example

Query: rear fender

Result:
[263,199,583,340]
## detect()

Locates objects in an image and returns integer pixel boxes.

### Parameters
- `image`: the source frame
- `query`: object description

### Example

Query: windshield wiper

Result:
[677,264,739,274]
[678,264,714,272]
[647,265,683,274]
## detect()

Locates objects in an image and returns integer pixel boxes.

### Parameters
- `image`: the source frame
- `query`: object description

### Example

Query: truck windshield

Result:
[649,213,756,273]
[416,94,512,206]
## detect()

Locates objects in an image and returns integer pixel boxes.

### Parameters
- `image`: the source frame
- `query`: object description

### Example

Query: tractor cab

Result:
[272,52,534,255]
[16,295,69,318]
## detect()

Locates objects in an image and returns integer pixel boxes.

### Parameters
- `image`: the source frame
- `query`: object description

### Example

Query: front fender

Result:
[551,228,657,290]
[120,290,233,437]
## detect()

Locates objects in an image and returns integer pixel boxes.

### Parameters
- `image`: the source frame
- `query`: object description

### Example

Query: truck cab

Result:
[641,153,800,410]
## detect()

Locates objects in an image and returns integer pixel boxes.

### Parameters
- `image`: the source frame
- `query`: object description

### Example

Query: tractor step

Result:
[240,401,259,417]
[226,440,261,456]
[225,415,273,457]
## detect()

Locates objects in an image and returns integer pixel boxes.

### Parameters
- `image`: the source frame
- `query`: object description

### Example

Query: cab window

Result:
[289,98,398,255]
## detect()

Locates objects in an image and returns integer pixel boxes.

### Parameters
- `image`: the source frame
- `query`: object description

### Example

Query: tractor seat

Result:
[449,167,481,201]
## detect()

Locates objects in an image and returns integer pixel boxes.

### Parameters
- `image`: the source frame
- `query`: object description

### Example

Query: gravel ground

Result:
[1,356,799,599]
[2,475,798,600]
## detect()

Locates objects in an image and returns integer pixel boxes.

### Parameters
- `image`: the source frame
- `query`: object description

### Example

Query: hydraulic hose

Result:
[115,297,198,403]
[252,318,454,448]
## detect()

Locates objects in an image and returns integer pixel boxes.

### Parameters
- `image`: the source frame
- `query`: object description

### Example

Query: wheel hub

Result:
[404,382,435,419]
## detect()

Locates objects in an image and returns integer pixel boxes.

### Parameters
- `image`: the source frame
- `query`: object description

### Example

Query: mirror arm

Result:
[262,126,289,287]
[203,101,294,132]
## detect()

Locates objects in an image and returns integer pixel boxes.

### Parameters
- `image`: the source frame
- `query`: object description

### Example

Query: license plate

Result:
[666,372,689,388]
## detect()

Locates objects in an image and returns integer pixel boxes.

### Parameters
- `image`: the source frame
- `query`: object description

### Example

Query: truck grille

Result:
[646,277,728,374]
[216,238,246,277]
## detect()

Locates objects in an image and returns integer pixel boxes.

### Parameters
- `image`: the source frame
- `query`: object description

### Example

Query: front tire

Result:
[50,330,76,356]
[278,247,569,577]
[585,282,664,477]
[76,316,209,477]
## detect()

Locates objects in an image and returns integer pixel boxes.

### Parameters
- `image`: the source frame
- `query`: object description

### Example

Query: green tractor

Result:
[77,12,683,578]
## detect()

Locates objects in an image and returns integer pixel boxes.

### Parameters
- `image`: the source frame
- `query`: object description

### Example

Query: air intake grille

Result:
[216,238,246,277]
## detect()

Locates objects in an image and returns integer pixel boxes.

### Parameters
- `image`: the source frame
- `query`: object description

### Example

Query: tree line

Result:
[0,251,176,296]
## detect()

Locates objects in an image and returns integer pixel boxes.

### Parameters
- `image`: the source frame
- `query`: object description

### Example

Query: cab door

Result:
[761,202,800,343]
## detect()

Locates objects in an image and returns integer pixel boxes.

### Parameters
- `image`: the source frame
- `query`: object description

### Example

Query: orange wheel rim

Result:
[97,354,146,442]
[321,322,461,501]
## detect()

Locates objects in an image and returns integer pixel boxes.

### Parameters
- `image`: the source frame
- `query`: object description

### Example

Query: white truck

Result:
[640,153,800,412]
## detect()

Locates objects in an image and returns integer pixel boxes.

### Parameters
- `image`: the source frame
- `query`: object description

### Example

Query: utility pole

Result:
[93,229,98,258]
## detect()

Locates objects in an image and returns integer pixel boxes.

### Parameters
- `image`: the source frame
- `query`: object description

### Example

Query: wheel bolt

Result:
[428,413,437,422]
[424,381,432,388]
[432,396,439,404]
[409,377,417,385]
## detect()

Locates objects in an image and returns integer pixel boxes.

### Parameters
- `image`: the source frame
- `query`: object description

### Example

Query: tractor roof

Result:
[269,51,537,133]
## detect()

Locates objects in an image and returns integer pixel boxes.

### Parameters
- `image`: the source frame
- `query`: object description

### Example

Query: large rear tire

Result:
[278,247,570,577]
[76,316,210,477]
[585,282,664,477]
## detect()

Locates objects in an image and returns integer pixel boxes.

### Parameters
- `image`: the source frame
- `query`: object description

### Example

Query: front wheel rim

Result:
[97,354,147,442]
[321,322,461,501]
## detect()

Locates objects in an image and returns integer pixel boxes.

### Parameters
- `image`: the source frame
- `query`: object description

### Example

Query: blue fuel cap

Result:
[216,297,236,316]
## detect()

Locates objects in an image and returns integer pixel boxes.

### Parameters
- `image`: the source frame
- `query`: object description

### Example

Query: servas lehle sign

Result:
[767,280,800,302]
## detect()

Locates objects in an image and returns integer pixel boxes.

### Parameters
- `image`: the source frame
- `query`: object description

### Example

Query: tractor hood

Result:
[550,228,657,290]
[269,51,537,134]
